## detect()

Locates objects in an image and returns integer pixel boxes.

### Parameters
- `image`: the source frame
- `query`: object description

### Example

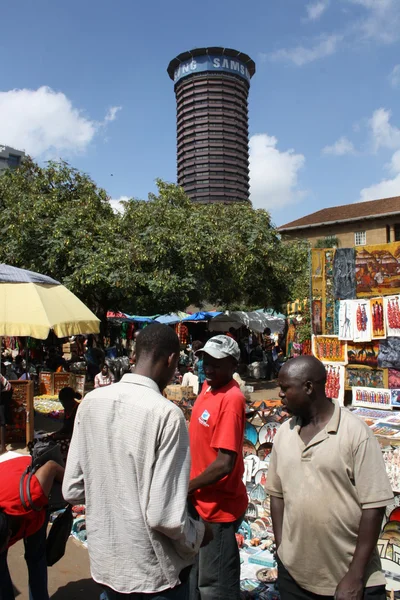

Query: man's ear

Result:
[305,380,314,395]
[167,352,178,369]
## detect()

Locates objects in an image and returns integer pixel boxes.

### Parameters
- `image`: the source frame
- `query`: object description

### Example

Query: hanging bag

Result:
[46,505,73,566]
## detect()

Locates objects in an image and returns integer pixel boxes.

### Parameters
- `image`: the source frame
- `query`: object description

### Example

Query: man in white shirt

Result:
[94,363,115,388]
[63,323,209,598]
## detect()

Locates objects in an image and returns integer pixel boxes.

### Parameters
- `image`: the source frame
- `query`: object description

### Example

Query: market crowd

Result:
[0,323,394,600]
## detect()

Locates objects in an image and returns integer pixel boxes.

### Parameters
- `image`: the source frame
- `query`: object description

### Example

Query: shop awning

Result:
[209,311,285,334]
[182,311,222,322]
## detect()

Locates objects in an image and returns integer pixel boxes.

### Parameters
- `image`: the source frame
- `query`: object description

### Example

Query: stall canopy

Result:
[182,311,222,322]
[209,310,285,334]
[155,312,190,325]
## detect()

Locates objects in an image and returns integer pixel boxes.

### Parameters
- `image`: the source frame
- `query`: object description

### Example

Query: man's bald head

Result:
[278,356,328,418]
[280,356,327,386]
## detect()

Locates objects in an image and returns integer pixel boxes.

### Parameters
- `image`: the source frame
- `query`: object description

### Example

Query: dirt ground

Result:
[6,378,280,599]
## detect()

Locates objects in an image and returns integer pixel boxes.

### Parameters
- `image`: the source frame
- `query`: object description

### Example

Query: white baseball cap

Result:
[196,335,241,362]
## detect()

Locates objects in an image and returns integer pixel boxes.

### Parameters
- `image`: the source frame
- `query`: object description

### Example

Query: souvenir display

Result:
[352,386,392,410]
[39,371,54,396]
[243,440,257,457]
[257,443,273,461]
[254,469,268,487]
[324,364,345,406]
[355,242,400,298]
[311,249,324,298]
[370,297,386,339]
[312,300,322,335]
[338,300,353,341]
[352,300,372,343]
[382,448,400,493]
[245,422,259,446]
[312,336,347,364]
[391,389,400,408]
[370,423,400,437]
[389,369,400,390]
[378,338,400,369]
[7,380,34,444]
[345,366,387,389]
[347,342,379,368]
[258,423,280,445]
[351,407,392,420]
[385,295,400,337]
[333,248,356,300]
[324,250,336,335]
[385,413,400,425]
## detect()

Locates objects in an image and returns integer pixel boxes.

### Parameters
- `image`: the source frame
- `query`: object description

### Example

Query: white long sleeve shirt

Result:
[62,373,204,594]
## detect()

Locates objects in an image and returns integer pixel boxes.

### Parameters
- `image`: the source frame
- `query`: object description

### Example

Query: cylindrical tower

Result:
[167,47,255,204]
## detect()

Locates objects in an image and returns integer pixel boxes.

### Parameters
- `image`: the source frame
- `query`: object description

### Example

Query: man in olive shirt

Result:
[267,356,393,600]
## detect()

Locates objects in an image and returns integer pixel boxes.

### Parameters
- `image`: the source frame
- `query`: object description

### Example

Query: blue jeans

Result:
[101,581,188,599]
[0,518,49,600]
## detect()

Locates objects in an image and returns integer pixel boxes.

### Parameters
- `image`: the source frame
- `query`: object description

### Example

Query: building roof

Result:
[279,196,400,232]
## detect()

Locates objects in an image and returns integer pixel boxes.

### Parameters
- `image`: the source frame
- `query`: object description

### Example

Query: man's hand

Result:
[200,523,213,548]
[335,571,364,600]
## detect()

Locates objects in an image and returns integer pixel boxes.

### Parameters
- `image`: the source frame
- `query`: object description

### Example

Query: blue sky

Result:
[1,0,400,225]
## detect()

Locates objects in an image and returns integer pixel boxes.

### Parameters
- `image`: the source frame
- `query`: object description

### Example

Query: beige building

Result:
[279,196,400,247]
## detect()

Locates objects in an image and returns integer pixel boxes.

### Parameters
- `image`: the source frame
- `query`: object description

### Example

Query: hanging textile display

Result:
[324,249,336,335]
[370,297,386,339]
[352,386,392,410]
[345,366,388,389]
[338,300,354,341]
[352,299,372,343]
[389,369,400,389]
[385,295,400,337]
[333,248,356,300]
[312,300,322,335]
[347,342,379,368]
[378,338,400,369]
[355,242,400,298]
[334,300,340,336]
[325,364,345,406]
[311,249,325,298]
[312,335,347,364]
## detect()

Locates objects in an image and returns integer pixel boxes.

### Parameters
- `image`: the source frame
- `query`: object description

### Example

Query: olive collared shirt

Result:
[266,400,393,595]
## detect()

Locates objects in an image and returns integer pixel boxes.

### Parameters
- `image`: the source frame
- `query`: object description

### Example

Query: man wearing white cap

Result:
[188,335,248,600]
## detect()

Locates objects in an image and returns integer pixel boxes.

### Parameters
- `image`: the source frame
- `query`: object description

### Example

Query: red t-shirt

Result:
[0,456,48,547]
[189,380,248,522]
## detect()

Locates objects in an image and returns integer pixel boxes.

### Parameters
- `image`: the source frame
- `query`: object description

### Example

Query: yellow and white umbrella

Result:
[0,264,100,339]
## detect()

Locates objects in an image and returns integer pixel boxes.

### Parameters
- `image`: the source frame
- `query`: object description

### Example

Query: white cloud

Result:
[359,149,400,201]
[323,136,355,156]
[249,134,306,210]
[348,0,400,44]
[389,65,400,88]
[0,86,121,157]
[267,0,400,67]
[369,108,400,151]
[269,34,342,66]
[305,1,329,21]
[109,195,130,214]
[105,106,122,123]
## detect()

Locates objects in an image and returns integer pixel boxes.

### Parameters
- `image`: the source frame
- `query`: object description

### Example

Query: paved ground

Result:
[6,378,280,598]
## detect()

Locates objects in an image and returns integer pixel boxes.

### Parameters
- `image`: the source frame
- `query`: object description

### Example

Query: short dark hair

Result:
[59,387,82,403]
[192,340,204,353]
[136,323,180,362]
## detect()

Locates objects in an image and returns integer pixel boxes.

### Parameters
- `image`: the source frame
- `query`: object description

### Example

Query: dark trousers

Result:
[0,518,49,600]
[101,582,188,599]
[277,557,386,600]
[188,507,242,600]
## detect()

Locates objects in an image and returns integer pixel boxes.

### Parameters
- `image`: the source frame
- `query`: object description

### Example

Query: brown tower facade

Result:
[167,47,255,204]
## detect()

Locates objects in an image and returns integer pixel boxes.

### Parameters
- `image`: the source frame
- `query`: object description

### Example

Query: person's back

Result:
[63,324,206,597]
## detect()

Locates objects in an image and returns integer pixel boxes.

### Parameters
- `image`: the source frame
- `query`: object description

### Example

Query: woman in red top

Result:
[0,456,64,600]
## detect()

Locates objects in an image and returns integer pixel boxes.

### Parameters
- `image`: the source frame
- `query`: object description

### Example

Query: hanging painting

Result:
[347,342,379,368]
[338,300,354,341]
[352,386,392,410]
[312,300,322,335]
[356,242,400,298]
[389,369,400,389]
[384,295,400,337]
[325,364,345,406]
[324,250,336,335]
[345,366,388,389]
[391,389,400,408]
[378,338,400,369]
[311,249,325,298]
[370,297,386,339]
[352,299,372,342]
[312,335,347,364]
[333,248,356,300]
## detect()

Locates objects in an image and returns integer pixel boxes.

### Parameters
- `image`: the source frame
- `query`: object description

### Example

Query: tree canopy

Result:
[0,158,308,322]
